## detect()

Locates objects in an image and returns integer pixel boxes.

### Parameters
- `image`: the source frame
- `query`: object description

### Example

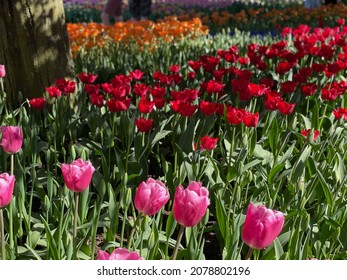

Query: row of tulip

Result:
[1,20,347,260]
[64,1,346,34]
[0,121,283,260]
[67,17,208,58]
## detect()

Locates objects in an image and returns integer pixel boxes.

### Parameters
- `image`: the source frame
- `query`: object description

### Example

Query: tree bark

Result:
[0,0,74,106]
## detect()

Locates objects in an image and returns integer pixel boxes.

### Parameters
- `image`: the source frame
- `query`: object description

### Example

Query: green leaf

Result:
[290,146,311,183]
[268,162,286,183]
[165,211,177,238]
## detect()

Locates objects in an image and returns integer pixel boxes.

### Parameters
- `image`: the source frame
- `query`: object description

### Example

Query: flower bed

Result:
[1,20,347,260]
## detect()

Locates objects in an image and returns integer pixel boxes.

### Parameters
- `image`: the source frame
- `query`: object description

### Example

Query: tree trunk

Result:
[0,0,74,106]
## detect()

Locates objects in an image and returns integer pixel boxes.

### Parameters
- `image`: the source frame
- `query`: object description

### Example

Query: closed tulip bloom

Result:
[242,202,285,250]
[0,126,23,154]
[0,65,5,78]
[97,248,143,260]
[134,178,170,216]
[0,173,15,208]
[173,181,210,227]
[61,158,95,192]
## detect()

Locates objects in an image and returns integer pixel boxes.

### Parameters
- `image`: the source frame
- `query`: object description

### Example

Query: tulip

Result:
[134,178,170,216]
[173,181,210,227]
[62,158,94,259]
[242,202,284,250]
[0,65,5,78]
[0,173,15,260]
[0,173,15,208]
[97,248,143,260]
[61,158,95,192]
[200,136,218,150]
[0,126,23,154]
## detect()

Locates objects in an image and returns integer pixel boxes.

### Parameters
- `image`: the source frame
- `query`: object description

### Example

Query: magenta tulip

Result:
[97,248,143,260]
[134,178,170,216]
[0,65,5,78]
[242,202,285,249]
[0,173,15,208]
[173,181,210,227]
[61,158,95,192]
[0,126,23,154]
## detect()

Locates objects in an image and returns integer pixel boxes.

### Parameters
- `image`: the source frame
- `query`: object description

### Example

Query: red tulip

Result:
[135,117,153,133]
[227,107,244,125]
[106,98,131,112]
[134,178,170,216]
[55,78,76,94]
[0,126,23,154]
[333,107,347,120]
[0,173,15,208]
[301,129,320,141]
[97,248,143,260]
[129,69,144,81]
[243,111,259,127]
[199,101,218,116]
[90,93,104,108]
[77,72,98,84]
[242,202,284,249]
[46,86,62,98]
[61,159,95,192]
[278,101,295,115]
[200,136,218,150]
[138,98,155,114]
[29,97,45,110]
[173,181,210,227]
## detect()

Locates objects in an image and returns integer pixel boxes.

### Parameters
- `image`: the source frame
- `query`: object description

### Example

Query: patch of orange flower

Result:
[67,17,209,57]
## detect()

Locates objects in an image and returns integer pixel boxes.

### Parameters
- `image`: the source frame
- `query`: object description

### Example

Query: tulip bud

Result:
[61,158,95,192]
[242,202,284,249]
[97,248,143,260]
[0,126,23,154]
[134,178,170,216]
[0,65,5,78]
[173,181,210,227]
[0,173,15,208]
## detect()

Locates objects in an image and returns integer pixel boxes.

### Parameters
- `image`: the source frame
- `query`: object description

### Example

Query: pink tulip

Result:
[242,202,285,249]
[173,181,210,227]
[0,173,15,208]
[0,126,23,154]
[0,65,5,78]
[61,158,95,192]
[97,248,143,260]
[134,178,170,216]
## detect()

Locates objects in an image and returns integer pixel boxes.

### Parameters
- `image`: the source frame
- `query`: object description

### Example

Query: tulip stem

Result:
[9,154,14,258]
[172,225,185,260]
[0,208,5,260]
[245,247,254,260]
[73,192,79,260]
[127,212,142,250]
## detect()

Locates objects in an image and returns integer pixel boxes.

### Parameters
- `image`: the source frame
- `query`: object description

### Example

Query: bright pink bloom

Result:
[242,202,284,250]
[134,178,170,216]
[97,248,143,260]
[200,136,218,150]
[61,159,95,192]
[173,181,210,227]
[0,126,23,154]
[0,173,15,208]
[0,65,5,78]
